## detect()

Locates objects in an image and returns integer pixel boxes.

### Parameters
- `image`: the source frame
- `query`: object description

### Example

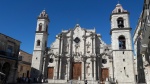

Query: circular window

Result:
[49,58,53,63]
[74,37,80,43]
[102,59,107,64]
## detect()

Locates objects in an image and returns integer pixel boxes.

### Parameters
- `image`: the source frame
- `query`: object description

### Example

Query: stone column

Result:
[82,60,85,80]
[93,58,96,80]
[82,33,86,80]
[68,37,71,54]
[67,58,70,80]
[54,58,58,79]
[58,34,63,79]
[97,57,100,81]
[91,35,94,54]
[59,57,62,79]
[91,33,96,80]
[91,33,95,54]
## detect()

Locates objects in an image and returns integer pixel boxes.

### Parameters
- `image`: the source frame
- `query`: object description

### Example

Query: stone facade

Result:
[31,3,136,84]
[133,0,150,83]
[110,3,135,84]
[0,33,21,83]
[47,24,110,83]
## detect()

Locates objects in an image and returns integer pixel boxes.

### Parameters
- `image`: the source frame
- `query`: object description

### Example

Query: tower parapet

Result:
[38,10,50,21]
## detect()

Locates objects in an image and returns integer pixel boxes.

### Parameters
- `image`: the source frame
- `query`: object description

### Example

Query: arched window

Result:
[118,36,126,49]
[118,9,121,13]
[117,17,124,28]
[38,23,42,31]
[37,40,40,46]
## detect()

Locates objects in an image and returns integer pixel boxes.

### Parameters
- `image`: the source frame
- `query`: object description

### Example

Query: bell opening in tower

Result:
[117,17,124,28]
[118,36,126,49]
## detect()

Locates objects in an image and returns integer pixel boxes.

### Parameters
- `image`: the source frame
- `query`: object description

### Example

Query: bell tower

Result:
[31,10,50,81]
[110,3,135,83]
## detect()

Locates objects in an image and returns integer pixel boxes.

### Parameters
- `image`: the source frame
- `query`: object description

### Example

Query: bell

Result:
[118,21,124,28]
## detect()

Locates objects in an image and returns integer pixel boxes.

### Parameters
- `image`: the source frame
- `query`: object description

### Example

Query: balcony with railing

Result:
[0,50,18,60]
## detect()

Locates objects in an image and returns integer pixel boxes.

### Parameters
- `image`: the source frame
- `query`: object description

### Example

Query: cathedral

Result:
[31,3,136,84]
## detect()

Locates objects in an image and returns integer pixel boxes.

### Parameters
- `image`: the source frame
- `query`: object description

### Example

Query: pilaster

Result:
[67,58,70,80]
[91,56,96,80]
[59,57,62,79]
[82,57,87,80]
[54,58,58,79]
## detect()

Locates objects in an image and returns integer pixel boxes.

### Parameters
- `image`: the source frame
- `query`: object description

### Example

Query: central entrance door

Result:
[48,67,54,79]
[100,68,109,84]
[72,62,82,80]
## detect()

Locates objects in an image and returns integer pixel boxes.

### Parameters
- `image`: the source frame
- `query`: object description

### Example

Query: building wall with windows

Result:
[0,33,21,83]
[133,0,150,83]
[18,50,32,78]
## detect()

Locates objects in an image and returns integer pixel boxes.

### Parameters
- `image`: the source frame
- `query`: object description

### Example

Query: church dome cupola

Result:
[112,3,128,14]
[38,10,50,21]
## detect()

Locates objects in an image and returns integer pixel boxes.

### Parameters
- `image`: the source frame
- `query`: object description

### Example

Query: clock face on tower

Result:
[74,37,80,43]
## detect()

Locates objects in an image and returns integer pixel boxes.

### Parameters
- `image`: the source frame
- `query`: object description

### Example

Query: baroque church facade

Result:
[31,3,136,84]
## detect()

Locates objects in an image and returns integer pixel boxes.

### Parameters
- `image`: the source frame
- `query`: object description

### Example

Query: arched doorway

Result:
[1,62,11,81]
[118,35,126,49]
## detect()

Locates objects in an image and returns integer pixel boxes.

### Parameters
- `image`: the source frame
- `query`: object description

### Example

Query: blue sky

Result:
[0,0,143,54]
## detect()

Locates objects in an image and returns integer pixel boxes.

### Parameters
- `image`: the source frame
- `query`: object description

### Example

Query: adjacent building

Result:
[0,33,21,83]
[133,0,150,83]
[18,50,32,78]
[31,3,136,84]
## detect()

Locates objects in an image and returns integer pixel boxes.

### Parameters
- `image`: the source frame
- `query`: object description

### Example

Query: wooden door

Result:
[48,67,54,79]
[100,68,109,83]
[72,62,82,80]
